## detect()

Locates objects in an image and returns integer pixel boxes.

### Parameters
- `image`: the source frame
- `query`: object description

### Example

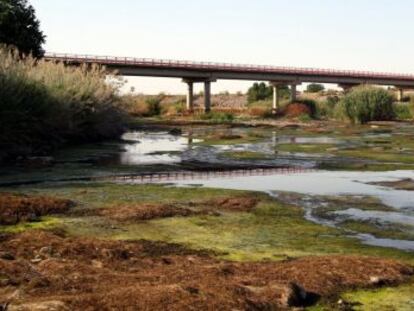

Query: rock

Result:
[243,282,308,309]
[38,246,53,258]
[91,260,103,269]
[30,256,43,264]
[369,276,387,286]
[8,300,69,311]
[0,252,15,261]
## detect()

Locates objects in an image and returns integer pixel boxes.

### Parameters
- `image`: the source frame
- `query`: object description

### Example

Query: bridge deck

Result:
[45,53,414,85]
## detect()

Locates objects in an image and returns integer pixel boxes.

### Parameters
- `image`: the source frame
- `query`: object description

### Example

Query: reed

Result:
[0,47,127,161]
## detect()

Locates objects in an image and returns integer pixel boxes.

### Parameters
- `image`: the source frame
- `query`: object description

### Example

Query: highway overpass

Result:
[44,53,414,113]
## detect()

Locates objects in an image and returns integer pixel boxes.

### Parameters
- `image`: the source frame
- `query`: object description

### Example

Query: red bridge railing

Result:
[44,52,414,81]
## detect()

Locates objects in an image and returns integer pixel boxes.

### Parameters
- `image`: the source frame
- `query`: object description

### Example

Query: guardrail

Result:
[44,52,414,81]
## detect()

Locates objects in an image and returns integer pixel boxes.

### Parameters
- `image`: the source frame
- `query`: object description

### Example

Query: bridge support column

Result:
[185,81,194,112]
[272,85,281,114]
[204,81,211,113]
[291,84,297,102]
[290,83,301,103]
[397,88,404,101]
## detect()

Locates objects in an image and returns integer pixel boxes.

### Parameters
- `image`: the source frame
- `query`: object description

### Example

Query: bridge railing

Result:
[44,52,414,81]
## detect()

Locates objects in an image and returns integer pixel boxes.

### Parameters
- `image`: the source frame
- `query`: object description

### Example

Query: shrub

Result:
[0,47,126,161]
[199,112,234,123]
[316,96,340,119]
[145,97,162,116]
[306,83,325,93]
[339,86,395,124]
[394,103,413,120]
[247,82,272,103]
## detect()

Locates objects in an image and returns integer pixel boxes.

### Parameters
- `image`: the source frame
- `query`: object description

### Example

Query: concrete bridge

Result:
[44,53,414,113]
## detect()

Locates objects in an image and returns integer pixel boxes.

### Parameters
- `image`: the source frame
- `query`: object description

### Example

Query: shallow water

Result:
[174,170,414,250]
[119,131,199,165]
[2,126,414,252]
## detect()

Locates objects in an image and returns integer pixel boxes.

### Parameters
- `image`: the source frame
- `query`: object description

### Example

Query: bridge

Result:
[44,53,414,113]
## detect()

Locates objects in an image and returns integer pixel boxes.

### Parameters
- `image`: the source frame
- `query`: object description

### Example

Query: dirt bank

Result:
[0,231,412,310]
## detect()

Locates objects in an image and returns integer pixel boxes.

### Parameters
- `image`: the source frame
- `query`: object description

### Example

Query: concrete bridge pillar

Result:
[186,81,194,112]
[397,88,404,101]
[271,84,283,114]
[291,84,297,102]
[290,83,301,102]
[204,81,211,113]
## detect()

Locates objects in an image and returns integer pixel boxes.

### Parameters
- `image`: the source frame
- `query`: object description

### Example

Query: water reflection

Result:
[119,131,200,165]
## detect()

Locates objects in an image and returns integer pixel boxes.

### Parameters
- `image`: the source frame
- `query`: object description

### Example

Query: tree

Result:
[247,82,272,103]
[306,83,325,93]
[247,82,290,103]
[0,0,45,57]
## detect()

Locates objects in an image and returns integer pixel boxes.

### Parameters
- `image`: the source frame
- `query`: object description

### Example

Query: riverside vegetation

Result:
[0,47,127,163]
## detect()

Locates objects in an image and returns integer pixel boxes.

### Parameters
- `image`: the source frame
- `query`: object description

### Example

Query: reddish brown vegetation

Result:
[0,193,73,225]
[98,196,259,223]
[98,204,195,222]
[206,196,259,212]
[283,103,312,118]
[0,231,412,310]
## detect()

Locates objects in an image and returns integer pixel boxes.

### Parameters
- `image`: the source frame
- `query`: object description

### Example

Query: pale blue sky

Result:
[31,0,413,94]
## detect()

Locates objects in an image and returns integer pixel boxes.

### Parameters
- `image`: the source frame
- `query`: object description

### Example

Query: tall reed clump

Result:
[0,47,127,161]
[336,85,395,124]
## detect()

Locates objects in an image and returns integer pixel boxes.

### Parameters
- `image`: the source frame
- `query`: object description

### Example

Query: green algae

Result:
[341,281,414,311]
[6,183,412,264]
[339,220,414,241]
[220,151,271,160]
[0,216,62,233]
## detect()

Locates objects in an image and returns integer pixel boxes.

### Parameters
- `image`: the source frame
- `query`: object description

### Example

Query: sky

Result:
[31,0,414,94]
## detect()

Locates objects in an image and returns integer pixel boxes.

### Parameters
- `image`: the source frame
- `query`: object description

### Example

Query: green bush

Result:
[339,86,395,124]
[199,112,234,123]
[145,96,162,116]
[316,96,340,119]
[247,82,290,103]
[306,83,325,93]
[394,103,413,120]
[0,48,126,161]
